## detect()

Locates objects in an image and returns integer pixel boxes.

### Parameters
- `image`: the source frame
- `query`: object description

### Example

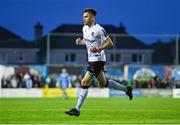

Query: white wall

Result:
[173,89,180,98]
[0,88,176,98]
[1,89,42,98]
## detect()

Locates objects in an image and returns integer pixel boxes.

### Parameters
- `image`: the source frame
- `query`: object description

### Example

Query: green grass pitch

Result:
[0,97,180,124]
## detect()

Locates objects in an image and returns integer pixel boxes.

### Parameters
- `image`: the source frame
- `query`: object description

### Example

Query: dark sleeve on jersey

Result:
[100,28,109,41]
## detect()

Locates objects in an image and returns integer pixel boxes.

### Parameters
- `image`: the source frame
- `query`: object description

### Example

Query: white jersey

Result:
[83,24,109,62]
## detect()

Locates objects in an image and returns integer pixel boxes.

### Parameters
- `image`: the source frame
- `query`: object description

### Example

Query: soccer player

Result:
[57,68,71,99]
[65,8,133,116]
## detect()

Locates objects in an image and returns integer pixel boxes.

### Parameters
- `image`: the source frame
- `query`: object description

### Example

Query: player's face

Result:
[83,12,94,26]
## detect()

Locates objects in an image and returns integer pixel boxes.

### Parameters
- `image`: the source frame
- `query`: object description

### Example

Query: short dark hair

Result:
[84,8,97,16]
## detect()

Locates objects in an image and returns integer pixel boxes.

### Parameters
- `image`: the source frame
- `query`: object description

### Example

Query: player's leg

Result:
[97,71,133,100]
[75,72,93,111]
[65,71,93,116]
[62,88,68,99]
[97,71,126,91]
[96,71,107,87]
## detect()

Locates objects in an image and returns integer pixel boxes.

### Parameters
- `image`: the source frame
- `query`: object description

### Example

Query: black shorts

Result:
[87,61,106,77]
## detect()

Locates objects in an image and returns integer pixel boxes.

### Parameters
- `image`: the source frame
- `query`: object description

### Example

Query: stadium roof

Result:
[0,25,37,48]
[0,40,38,48]
[51,23,127,34]
[0,25,23,41]
[0,24,150,50]
[42,24,150,49]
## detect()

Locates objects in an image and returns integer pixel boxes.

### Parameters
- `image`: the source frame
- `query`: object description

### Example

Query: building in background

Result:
[0,22,179,65]
[40,23,154,65]
[0,26,38,64]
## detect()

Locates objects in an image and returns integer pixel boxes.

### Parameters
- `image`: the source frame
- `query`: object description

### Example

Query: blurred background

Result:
[0,0,180,98]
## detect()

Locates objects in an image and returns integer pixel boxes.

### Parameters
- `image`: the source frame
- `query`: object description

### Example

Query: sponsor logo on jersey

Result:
[84,38,96,44]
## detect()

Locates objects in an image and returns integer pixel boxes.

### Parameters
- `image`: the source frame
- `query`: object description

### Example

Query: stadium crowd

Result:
[1,64,180,89]
[1,72,179,89]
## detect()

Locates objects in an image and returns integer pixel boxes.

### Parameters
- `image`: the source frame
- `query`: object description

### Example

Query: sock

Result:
[108,79,127,92]
[76,88,88,111]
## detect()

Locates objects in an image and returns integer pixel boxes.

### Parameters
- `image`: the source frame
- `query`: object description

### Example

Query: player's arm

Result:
[90,37,113,53]
[75,38,86,45]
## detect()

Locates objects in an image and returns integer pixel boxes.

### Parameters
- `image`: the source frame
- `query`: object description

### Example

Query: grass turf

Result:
[0,97,180,124]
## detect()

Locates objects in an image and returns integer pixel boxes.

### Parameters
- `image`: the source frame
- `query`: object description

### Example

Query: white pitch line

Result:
[0,109,174,112]
[0,123,180,125]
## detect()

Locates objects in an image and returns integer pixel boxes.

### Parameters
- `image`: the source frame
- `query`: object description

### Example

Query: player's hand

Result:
[75,38,82,45]
[90,47,101,53]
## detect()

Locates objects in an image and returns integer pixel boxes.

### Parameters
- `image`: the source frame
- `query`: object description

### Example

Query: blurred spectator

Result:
[24,72,33,89]
[1,75,8,88]
[11,75,18,88]
[32,75,41,88]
